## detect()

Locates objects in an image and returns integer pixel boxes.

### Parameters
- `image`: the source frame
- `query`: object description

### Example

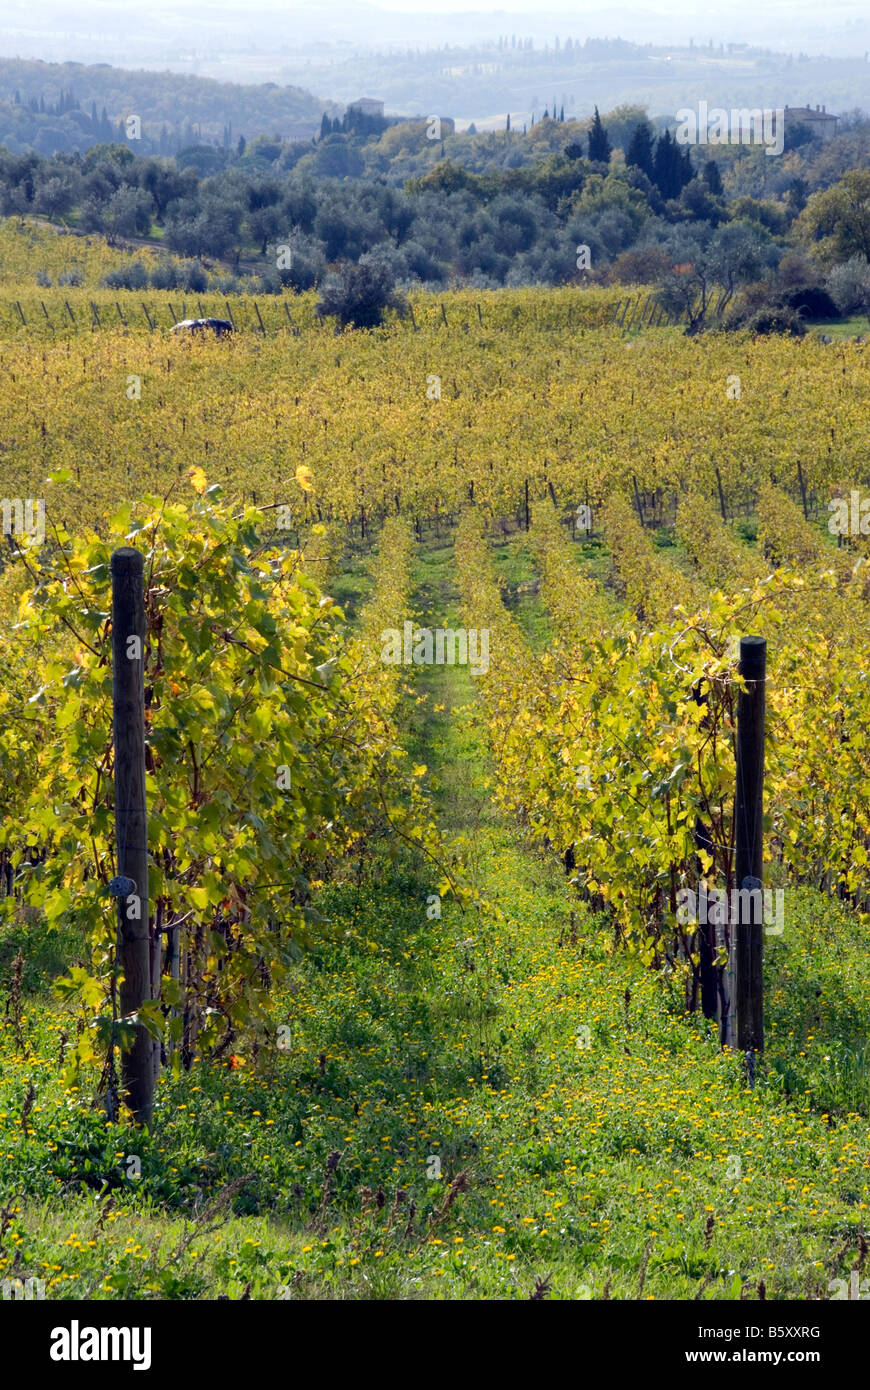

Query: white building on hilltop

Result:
[348,98,385,119]
[783,104,839,141]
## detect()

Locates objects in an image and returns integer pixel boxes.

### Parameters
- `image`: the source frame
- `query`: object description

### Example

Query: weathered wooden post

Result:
[631,475,645,525]
[111,548,153,1127]
[734,635,766,1056]
[796,460,809,520]
[694,818,718,1022]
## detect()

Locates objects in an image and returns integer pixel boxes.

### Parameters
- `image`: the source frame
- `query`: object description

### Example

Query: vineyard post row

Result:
[464,504,774,1055]
[1,291,710,337]
[4,297,496,335]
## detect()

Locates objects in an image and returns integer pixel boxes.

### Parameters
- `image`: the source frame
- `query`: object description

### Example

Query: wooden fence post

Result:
[796,460,809,520]
[714,465,728,522]
[693,819,718,1021]
[631,474,645,526]
[110,548,154,1127]
[735,635,766,1057]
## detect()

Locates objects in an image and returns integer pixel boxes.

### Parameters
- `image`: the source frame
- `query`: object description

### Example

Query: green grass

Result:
[488,529,552,649]
[814,315,869,341]
[321,535,375,622]
[1,528,868,1300]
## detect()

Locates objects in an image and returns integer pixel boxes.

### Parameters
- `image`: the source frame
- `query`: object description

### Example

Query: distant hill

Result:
[274,37,870,128]
[0,58,337,155]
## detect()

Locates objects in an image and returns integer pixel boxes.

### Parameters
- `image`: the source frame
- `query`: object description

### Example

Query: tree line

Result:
[1,107,869,331]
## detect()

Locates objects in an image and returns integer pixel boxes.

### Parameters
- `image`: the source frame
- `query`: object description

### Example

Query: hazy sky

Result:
[368,0,679,9]
[6,0,869,22]
[3,0,869,60]
[363,0,855,17]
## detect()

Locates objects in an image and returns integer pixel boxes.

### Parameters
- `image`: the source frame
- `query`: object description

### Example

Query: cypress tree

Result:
[703,158,723,195]
[653,129,684,199]
[587,106,611,162]
[626,120,655,178]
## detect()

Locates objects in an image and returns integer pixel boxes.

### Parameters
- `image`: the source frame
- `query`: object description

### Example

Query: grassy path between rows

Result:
[1,531,868,1300]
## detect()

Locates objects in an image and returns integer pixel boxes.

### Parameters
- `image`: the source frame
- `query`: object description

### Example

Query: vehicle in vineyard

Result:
[169,317,234,337]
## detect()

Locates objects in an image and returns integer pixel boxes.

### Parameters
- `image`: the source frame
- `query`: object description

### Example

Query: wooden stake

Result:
[735,635,766,1056]
[110,548,154,1127]
[796,460,808,520]
[631,475,645,525]
[714,466,728,522]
